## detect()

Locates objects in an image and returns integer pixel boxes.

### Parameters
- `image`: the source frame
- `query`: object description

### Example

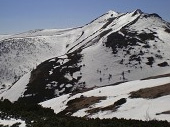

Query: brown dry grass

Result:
[87,98,126,114]
[130,83,170,99]
[87,104,117,115]
[156,110,170,115]
[161,111,170,114]
[141,73,170,80]
[58,96,106,116]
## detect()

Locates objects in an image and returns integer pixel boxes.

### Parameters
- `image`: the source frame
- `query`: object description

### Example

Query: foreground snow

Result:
[0,118,26,127]
[41,76,170,122]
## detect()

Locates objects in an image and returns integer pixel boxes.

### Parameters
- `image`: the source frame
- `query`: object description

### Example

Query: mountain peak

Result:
[131,9,143,16]
[132,9,162,19]
[134,9,143,13]
[107,10,119,17]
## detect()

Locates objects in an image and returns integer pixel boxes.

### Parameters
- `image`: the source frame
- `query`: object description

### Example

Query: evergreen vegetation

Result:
[18,50,84,104]
[0,99,170,127]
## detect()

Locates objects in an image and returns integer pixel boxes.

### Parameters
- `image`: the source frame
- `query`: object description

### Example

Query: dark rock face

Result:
[158,62,169,67]
[104,27,159,67]
[145,13,162,19]
[105,27,157,54]
[146,57,155,66]
[105,32,141,54]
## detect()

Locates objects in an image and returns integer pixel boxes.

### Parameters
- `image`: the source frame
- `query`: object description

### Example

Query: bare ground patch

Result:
[87,98,127,114]
[141,73,170,80]
[58,96,106,116]
[156,111,170,115]
[130,83,170,99]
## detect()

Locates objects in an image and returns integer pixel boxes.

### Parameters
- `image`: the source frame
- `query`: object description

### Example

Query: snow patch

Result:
[41,76,170,122]
[0,118,26,127]
[0,72,31,102]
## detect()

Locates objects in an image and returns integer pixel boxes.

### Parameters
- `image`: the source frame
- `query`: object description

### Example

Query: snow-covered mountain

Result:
[0,9,170,104]
[0,11,118,93]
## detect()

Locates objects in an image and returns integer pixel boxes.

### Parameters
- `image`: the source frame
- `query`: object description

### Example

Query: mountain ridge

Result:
[0,9,170,104]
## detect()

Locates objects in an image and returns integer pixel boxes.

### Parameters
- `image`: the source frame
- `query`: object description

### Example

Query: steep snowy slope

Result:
[0,10,170,103]
[0,72,31,102]
[40,75,170,122]
[0,11,118,93]
[79,11,170,87]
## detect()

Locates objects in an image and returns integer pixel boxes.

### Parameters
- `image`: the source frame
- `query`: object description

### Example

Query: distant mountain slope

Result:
[0,10,170,103]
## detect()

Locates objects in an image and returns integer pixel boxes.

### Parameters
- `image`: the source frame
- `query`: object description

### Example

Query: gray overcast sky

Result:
[0,0,170,34]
